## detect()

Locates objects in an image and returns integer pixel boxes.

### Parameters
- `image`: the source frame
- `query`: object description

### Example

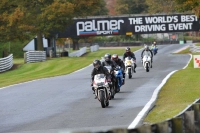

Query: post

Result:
[171,117,183,133]
[151,121,168,133]
[192,103,200,133]
[68,38,70,53]
[184,111,195,133]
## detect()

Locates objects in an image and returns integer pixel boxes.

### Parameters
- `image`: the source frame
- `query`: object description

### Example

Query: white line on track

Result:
[128,53,192,129]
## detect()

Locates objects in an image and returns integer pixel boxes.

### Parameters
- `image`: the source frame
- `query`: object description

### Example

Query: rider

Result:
[111,54,125,85]
[141,45,153,68]
[122,47,137,73]
[151,41,158,51]
[102,53,117,69]
[91,59,111,98]
[102,53,117,90]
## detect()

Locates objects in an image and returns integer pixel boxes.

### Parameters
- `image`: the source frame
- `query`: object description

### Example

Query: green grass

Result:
[0,47,142,88]
[144,43,200,124]
[195,43,200,46]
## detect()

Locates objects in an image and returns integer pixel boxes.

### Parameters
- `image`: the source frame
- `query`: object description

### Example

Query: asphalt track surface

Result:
[0,44,191,133]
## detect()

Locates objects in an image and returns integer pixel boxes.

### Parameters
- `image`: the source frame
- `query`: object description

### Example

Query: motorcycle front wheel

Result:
[146,63,149,72]
[128,68,132,79]
[99,90,106,108]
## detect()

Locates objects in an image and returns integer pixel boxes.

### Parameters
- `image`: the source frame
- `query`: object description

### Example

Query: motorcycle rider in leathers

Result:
[141,45,153,68]
[111,54,125,85]
[101,53,118,91]
[123,47,137,73]
[91,59,111,98]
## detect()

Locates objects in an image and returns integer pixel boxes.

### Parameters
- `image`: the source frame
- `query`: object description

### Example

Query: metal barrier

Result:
[24,51,46,63]
[69,47,87,57]
[90,44,99,52]
[190,44,200,53]
[0,54,13,72]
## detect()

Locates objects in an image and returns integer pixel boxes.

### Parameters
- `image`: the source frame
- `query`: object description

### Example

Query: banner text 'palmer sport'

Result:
[58,14,200,38]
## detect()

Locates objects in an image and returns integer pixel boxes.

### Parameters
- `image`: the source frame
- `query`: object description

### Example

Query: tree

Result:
[0,0,104,51]
[145,0,176,14]
[175,0,200,17]
[93,0,108,16]
[115,0,148,14]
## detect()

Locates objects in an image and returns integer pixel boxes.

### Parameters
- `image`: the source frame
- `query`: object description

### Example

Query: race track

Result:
[0,44,191,133]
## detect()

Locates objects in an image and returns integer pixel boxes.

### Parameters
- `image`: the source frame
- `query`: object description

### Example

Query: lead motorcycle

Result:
[142,55,151,72]
[93,74,111,108]
[114,66,124,93]
[124,57,135,79]
[104,65,116,99]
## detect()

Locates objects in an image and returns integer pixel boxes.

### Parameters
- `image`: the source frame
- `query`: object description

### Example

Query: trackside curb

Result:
[128,54,192,129]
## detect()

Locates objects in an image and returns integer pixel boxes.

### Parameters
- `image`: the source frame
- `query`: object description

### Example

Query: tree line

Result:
[0,0,199,51]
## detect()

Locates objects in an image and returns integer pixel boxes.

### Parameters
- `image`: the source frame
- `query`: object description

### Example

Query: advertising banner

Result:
[193,55,200,68]
[58,14,200,38]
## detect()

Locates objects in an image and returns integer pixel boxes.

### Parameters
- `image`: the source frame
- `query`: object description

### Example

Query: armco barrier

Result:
[24,51,46,63]
[0,54,13,72]
[69,47,87,57]
[190,44,200,53]
[90,45,99,52]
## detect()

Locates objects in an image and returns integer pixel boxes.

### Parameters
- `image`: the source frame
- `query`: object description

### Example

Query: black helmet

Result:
[93,59,101,69]
[112,54,119,62]
[126,47,131,53]
[104,53,111,62]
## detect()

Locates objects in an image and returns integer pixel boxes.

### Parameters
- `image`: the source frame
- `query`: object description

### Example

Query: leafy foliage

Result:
[145,0,177,14]
[115,0,148,14]
[175,0,200,17]
[0,0,107,50]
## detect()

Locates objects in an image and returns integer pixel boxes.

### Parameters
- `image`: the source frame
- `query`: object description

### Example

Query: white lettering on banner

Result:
[129,18,142,24]
[135,24,166,32]
[168,23,193,30]
[76,20,124,36]
[145,16,178,24]
[97,31,113,35]
[181,15,198,22]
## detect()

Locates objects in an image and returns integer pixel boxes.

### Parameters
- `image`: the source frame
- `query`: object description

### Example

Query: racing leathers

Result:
[113,58,125,78]
[102,60,117,90]
[123,52,137,72]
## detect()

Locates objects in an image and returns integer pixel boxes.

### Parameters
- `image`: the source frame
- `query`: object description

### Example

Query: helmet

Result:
[112,54,119,62]
[93,59,101,69]
[153,41,156,44]
[126,47,131,53]
[104,53,111,62]
[144,45,149,50]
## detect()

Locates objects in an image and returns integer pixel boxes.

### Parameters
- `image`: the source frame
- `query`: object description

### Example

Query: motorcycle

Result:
[114,66,124,93]
[151,46,158,55]
[142,55,151,72]
[93,74,111,108]
[151,48,158,55]
[124,57,135,79]
[104,66,116,99]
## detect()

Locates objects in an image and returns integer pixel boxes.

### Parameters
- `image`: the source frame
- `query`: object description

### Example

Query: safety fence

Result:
[24,51,46,63]
[0,54,13,72]
[69,47,87,57]
[190,44,200,53]
[90,44,99,52]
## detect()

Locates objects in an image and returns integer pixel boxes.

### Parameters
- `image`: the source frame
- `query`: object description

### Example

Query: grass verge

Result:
[144,43,200,124]
[0,47,142,88]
